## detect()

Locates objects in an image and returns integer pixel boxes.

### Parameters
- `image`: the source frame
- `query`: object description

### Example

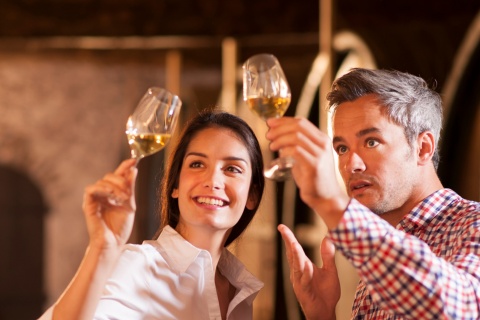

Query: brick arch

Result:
[0,165,48,319]
[439,12,480,201]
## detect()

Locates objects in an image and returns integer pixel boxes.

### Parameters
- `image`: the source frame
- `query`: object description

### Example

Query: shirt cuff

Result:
[328,198,391,267]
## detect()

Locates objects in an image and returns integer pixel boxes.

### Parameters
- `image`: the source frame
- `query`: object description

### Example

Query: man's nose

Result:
[344,152,366,173]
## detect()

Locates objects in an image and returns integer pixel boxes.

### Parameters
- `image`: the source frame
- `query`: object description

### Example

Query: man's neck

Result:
[382,168,444,227]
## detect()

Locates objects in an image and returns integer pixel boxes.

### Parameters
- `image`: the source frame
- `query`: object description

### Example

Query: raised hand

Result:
[278,224,340,320]
[266,116,349,229]
[83,158,138,250]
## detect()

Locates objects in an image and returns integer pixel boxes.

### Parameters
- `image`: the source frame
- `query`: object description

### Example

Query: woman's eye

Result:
[189,161,203,168]
[336,145,348,155]
[366,139,379,148]
[225,166,242,174]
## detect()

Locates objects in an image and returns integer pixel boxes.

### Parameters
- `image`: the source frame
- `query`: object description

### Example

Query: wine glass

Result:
[107,87,181,206]
[126,87,182,162]
[242,53,292,181]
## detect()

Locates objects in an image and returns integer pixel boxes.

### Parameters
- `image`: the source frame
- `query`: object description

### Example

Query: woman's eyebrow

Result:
[223,156,248,164]
[185,152,206,158]
[185,152,248,164]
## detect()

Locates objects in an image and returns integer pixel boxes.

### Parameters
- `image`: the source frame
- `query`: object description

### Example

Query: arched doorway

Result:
[0,166,47,319]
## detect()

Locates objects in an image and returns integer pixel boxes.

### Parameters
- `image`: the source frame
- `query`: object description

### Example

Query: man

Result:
[266,68,480,319]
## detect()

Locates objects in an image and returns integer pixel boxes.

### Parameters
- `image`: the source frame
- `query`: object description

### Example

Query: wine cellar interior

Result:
[0,1,479,319]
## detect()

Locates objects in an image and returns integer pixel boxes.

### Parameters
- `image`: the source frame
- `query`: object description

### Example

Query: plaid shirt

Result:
[329,189,480,319]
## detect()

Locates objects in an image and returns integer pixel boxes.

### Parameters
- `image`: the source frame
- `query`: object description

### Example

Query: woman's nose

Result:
[203,169,224,190]
[344,152,366,173]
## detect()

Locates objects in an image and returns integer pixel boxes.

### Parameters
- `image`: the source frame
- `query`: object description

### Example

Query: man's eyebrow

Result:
[357,127,381,137]
[185,152,248,164]
[332,127,381,144]
[332,136,344,144]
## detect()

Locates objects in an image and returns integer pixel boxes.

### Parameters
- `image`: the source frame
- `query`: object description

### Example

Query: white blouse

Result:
[39,226,263,320]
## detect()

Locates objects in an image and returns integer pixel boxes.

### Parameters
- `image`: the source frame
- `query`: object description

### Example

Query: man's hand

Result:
[278,224,340,320]
[266,117,349,229]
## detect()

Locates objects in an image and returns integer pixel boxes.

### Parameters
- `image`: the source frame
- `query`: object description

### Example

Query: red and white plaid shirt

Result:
[329,189,480,319]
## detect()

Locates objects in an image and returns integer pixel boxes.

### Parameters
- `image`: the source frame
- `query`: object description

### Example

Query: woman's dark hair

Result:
[154,109,265,246]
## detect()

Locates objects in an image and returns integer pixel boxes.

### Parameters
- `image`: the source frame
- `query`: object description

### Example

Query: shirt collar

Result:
[152,225,203,273]
[218,249,264,295]
[399,188,460,232]
[151,226,263,292]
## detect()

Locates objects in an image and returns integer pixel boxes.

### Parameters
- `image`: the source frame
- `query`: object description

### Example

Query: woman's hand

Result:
[82,158,138,251]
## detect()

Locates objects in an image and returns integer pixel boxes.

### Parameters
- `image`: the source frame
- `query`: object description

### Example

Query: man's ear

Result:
[172,188,179,198]
[417,131,435,165]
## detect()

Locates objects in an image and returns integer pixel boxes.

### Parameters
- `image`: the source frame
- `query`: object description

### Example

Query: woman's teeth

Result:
[197,197,225,207]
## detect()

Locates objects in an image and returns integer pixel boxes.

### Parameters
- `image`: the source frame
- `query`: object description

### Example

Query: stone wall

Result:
[0,49,168,307]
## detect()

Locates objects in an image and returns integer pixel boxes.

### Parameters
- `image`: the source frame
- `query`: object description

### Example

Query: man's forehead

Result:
[333,100,386,126]
[330,100,404,144]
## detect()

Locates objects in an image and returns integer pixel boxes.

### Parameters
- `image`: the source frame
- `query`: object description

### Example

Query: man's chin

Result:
[352,194,378,211]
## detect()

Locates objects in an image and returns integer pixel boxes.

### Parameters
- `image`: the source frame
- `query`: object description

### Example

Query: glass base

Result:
[264,157,294,181]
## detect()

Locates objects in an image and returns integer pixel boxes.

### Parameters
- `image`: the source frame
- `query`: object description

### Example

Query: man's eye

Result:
[336,145,348,155]
[366,139,379,148]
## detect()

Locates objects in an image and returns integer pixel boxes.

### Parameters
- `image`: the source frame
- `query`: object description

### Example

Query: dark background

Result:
[0,1,478,319]
[1,0,478,92]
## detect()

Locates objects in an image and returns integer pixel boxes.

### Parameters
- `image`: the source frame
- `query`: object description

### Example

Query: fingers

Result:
[278,224,299,259]
[127,166,138,210]
[114,158,137,176]
[278,224,310,281]
[266,117,325,150]
[86,178,128,205]
[320,237,336,268]
[266,117,331,169]
[83,159,138,211]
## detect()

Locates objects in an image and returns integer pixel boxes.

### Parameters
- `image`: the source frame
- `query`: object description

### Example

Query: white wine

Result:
[246,96,291,120]
[127,133,171,158]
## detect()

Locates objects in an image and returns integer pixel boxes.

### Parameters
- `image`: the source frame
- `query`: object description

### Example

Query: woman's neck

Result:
[175,224,228,268]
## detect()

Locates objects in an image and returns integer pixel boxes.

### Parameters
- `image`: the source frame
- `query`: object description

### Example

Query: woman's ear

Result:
[171,188,179,198]
[417,131,435,165]
[246,187,258,210]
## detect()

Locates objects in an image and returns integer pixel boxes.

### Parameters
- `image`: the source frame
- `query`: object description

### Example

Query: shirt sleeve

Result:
[329,198,480,319]
[93,245,152,320]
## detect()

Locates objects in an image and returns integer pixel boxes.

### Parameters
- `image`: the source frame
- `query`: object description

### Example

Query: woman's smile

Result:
[195,196,229,208]
[173,127,254,237]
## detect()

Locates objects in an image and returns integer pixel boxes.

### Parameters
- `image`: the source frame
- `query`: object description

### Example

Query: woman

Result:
[39,110,265,320]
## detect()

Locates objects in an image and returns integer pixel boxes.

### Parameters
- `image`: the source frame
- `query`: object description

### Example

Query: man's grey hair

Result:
[326,68,443,169]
